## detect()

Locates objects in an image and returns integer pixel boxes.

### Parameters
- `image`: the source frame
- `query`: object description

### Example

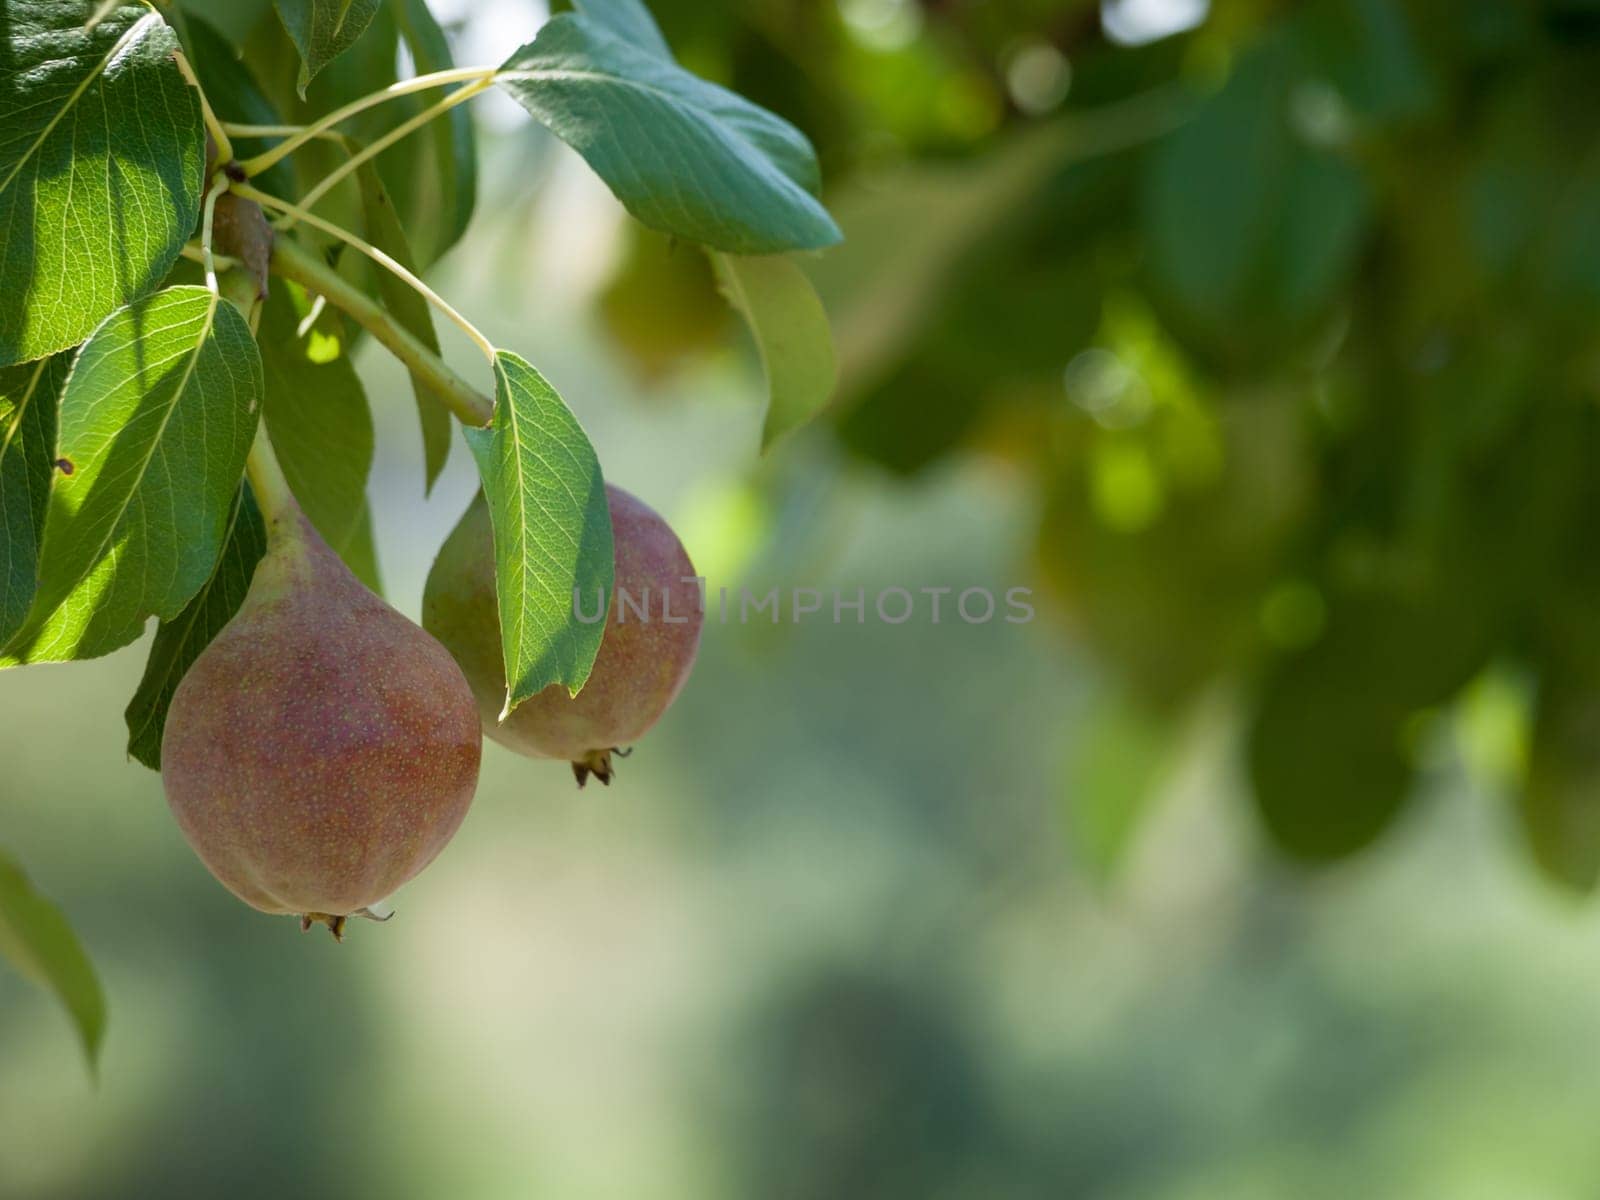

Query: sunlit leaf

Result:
[258,285,373,552]
[464,352,612,715]
[2,287,261,666]
[0,850,105,1073]
[0,3,204,366]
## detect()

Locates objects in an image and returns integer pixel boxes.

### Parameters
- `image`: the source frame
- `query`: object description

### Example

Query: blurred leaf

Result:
[2,288,261,667]
[1467,63,1600,329]
[599,227,731,380]
[1245,544,1511,862]
[496,11,841,253]
[0,850,105,1073]
[353,156,451,492]
[712,253,838,449]
[1296,0,1435,122]
[0,353,70,649]
[1037,395,1309,710]
[258,285,374,554]
[1522,680,1600,892]
[838,358,991,476]
[464,353,613,713]
[124,485,268,771]
[274,0,381,97]
[392,0,478,263]
[1142,40,1370,364]
[1067,698,1175,882]
[838,221,1101,475]
[811,99,1174,400]
[1248,658,1415,863]
[810,122,1087,396]
[0,2,204,366]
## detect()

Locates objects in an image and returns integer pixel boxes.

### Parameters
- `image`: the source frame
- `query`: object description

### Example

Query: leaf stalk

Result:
[290,77,494,218]
[237,184,496,366]
[267,235,495,426]
[236,66,498,179]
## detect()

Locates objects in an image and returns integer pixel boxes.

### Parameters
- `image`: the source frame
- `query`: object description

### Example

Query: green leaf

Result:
[2,287,262,667]
[0,353,71,649]
[258,284,374,552]
[464,352,612,715]
[0,849,105,1073]
[124,484,267,771]
[353,157,451,491]
[342,498,384,596]
[571,0,673,59]
[392,0,478,263]
[711,253,838,449]
[496,13,840,254]
[0,3,204,366]
[175,0,276,44]
[1296,0,1436,123]
[274,0,382,97]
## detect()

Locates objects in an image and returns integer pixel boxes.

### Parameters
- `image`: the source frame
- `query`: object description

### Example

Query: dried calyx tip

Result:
[571,747,629,788]
[298,907,394,940]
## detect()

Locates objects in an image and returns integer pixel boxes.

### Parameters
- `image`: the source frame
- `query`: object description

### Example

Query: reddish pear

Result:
[162,502,482,938]
[424,484,702,785]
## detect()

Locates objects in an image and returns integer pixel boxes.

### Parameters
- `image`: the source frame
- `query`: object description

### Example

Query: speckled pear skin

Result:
[161,507,483,921]
[423,485,702,784]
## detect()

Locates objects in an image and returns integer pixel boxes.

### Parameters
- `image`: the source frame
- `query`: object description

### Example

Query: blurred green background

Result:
[9,0,1600,1194]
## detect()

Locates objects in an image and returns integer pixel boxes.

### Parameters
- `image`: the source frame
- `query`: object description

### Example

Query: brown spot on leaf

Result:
[55,458,74,475]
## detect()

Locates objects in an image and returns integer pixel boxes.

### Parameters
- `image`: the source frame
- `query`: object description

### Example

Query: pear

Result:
[424,485,702,785]
[161,500,482,938]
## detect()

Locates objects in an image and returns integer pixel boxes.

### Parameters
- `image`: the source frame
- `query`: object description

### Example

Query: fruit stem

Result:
[239,184,497,366]
[290,78,494,219]
[173,50,234,166]
[236,66,498,179]
[199,170,228,296]
[267,234,495,426]
[245,423,298,529]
